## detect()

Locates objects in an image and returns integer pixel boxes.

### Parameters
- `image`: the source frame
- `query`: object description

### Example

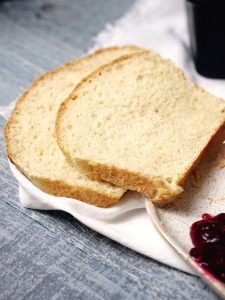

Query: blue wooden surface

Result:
[0,1,221,299]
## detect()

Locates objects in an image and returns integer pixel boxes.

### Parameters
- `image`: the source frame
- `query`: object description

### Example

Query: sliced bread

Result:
[56,51,225,206]
[4,45,143,207]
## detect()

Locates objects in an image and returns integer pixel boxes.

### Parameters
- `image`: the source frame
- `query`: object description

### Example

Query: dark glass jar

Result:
[186,0,225,78]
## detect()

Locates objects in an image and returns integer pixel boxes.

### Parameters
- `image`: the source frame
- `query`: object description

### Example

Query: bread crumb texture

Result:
[4,45,143,207]
[57,51,225,205]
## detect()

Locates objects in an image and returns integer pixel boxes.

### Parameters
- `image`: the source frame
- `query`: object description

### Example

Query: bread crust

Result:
[56,51,225,206]
[56,52,150,143]
[31,175,122,207]
[4,45,142,207]
[75,158,184,206]
[74,122,225,206]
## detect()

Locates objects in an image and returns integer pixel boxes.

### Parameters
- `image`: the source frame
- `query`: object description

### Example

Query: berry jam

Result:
[190,213,225,283]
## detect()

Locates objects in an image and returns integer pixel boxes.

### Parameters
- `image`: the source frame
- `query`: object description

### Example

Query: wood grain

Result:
[0,0,220,299]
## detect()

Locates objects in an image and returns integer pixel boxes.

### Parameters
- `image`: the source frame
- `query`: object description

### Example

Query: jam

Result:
[190,213,225,283]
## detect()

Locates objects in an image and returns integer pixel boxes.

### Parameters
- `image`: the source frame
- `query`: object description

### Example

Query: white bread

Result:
[4,46,143,207]
[56,51,225,206]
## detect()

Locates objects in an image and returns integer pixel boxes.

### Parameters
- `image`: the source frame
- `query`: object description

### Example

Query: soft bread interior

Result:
[57,51,225,205]
[4,46,143,207]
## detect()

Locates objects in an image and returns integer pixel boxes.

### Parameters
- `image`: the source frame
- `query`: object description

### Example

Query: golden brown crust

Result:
[71,121,225,206]
[74,122,225,205]
[75,158,183,206]
[56,51,225,206]
[5,45,142,161]
[73,121,225,206]
[31,176,121,207]
[55,51,179,206]
[4,45,142,207]
[5,44,142,158]
[176,121,225,185]
[7,157,121,207]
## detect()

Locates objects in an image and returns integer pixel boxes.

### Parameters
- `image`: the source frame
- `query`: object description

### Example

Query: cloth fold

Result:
[1,0,225,275]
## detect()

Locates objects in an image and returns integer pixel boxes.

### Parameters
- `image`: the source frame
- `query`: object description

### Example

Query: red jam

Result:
[190,213,225,283]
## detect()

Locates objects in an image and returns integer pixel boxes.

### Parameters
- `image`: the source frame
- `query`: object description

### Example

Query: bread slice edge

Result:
[4,46,142,206]
[56,51,225,206]
[74,120,225,206]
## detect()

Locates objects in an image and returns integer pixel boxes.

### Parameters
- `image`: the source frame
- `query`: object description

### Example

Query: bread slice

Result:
[4,45,143,207]
[56,51,225,206]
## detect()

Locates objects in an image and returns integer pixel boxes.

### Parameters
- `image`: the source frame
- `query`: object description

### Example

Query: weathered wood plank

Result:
[0,0,221,299]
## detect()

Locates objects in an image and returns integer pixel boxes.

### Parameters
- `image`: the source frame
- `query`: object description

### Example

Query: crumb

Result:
[207,196,225,204]
[190,165,204,188]
[207,196,214,205]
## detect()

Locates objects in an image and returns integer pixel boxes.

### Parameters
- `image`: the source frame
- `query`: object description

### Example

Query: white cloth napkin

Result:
[9,161,192,274]
[2,0,225,275]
